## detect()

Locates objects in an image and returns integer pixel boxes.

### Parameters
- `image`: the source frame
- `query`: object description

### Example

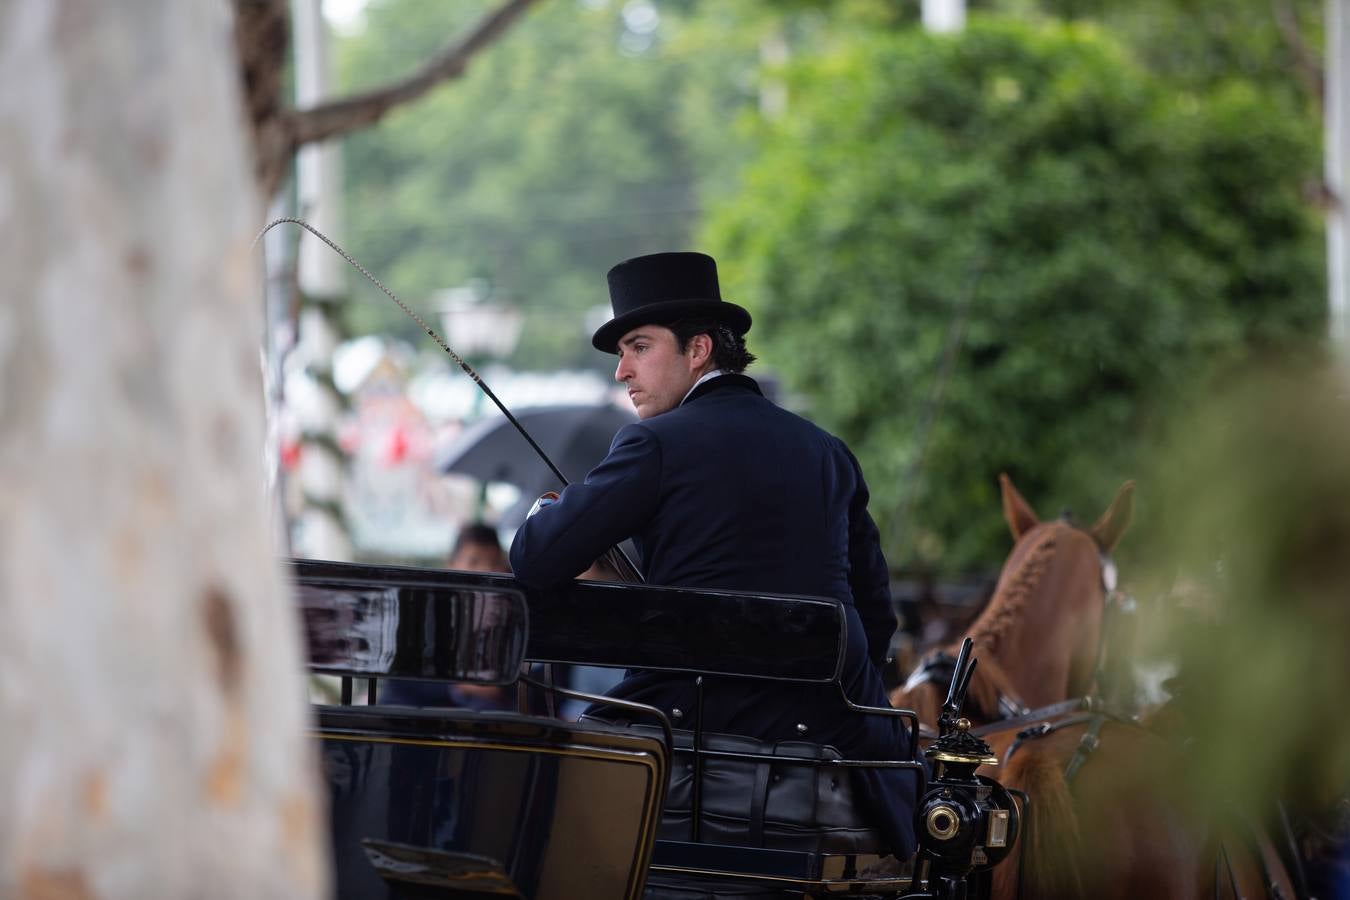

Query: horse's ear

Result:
[1000,473,1040,540]
[1089,480,1135,553]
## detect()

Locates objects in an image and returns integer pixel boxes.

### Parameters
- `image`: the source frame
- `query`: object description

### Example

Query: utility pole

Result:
[1329,0,1349,357]
[288,0,353,561]
[293,0,346,300]
[922,0,966,33]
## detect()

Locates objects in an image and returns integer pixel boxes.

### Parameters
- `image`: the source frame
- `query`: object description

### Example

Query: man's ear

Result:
[686,332,713,368]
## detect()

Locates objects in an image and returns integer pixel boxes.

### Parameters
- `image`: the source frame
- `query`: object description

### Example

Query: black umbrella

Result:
[438,403,638,524]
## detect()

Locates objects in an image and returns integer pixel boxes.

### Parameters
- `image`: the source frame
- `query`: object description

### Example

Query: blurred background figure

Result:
[380,521,516,710]
[447,521,510,573]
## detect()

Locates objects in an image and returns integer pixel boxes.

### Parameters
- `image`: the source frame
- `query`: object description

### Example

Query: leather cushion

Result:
[631,726,886,854]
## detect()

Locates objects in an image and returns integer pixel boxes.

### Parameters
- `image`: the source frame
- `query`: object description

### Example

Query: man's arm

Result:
[843,445,897,671]
[509,424,661,588]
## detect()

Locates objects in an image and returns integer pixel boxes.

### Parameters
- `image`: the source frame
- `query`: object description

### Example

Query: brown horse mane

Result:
[890,527,1063,724]
[965,524,1060,659]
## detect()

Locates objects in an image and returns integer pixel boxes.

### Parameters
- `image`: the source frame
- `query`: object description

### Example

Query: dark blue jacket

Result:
[510,373,916,855]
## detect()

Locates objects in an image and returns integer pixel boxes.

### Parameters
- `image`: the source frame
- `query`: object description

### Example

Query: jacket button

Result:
[672,708,684,720]
[796,723,808,734]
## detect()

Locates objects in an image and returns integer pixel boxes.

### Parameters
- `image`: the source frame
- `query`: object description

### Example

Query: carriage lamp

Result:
[916,639,1022,893]
[917,715,1021,886]
[925,803,962,841]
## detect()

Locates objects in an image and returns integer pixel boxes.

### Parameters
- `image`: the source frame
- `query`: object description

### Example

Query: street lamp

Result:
[436,281,524,362]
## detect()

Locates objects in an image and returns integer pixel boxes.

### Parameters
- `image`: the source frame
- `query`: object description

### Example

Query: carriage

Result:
[294,557,1020,900]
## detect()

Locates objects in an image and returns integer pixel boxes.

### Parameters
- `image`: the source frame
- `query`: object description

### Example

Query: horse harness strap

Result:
[906,649,1031,719]
[971,696,1092,740]
[996,702,1134,786]
[998,712,1093,770]
[1062,713,1107,787]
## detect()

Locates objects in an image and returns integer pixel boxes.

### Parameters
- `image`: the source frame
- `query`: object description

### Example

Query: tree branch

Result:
[1270,0,1324,105]
[288,0,541,149]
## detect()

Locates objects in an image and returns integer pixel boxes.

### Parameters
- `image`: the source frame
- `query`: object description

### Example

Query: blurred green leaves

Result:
[334,0,758,367]
[331,0,1327,576]
[1138,358,1350,812]
[704,17,1324,572]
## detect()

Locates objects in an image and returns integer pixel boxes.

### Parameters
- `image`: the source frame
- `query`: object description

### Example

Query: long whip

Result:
[254,217,643,582]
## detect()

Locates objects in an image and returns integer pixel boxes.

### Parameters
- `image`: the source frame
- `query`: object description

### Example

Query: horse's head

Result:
[1000,473,1133,566]
[992,473,1134,707]
[893,475,1134,728]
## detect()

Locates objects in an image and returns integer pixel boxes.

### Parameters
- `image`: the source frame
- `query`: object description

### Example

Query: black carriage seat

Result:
[602,724,916,898]
[644,726,887,853]
[524,578,923,896]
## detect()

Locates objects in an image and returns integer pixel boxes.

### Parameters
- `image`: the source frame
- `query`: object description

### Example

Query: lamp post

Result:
[1329,0,1349,360]
[922,0,966,33]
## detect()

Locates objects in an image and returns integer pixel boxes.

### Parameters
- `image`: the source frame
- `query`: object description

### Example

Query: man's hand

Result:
[526,491,559,519]
[578,556,622,581]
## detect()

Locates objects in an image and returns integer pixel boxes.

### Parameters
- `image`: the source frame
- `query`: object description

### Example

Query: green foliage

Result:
[704,18,1324,572]
[330,0,1326,574]
[334,0,761,368]
[979,0,1324,104]
[1137,358,1350,812]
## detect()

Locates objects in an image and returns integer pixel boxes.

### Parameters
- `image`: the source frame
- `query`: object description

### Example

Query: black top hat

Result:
[591,251,752,353]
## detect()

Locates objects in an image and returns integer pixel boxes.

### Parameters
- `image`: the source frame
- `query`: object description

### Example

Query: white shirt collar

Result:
[680,369,727,406]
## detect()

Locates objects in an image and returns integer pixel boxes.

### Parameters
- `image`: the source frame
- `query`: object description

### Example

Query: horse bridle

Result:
[904,528,1128,729]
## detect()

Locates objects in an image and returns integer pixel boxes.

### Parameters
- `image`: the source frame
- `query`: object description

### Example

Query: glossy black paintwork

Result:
[317,706,666,900]
[292,558,528,684]
[290,557,845,683]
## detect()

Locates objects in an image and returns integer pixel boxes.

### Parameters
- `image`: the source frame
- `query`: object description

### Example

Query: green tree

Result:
[705,18,1324,573]
[980,0,1325,104]
[336,0,762,368]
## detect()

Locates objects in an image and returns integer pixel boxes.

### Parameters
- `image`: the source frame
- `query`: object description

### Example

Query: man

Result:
[447,521,510,574]
[381,521,512,710]
[509,251,916,857]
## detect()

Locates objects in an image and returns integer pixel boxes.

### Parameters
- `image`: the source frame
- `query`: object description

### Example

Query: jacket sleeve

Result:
[843,444,897,671]
[509,423,662,588]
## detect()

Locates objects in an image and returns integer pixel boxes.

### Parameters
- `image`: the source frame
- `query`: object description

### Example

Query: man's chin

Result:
[633,400,671,420]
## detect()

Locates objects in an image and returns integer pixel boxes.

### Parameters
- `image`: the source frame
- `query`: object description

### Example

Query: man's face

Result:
[614,325,708,419]
[449,541,508,573]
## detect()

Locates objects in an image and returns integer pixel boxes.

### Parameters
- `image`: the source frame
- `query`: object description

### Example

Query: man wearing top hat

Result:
[509,251,917,857]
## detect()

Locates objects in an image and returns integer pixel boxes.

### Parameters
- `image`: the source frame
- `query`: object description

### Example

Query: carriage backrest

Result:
[523,578,846,682]
[295,558,528,684]
[291,557,848,686]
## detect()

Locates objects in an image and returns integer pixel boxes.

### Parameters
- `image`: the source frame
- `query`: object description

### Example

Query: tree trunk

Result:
[0,3,327,898]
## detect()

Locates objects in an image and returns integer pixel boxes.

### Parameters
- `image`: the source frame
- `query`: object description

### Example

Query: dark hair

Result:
[452,522,502,556]
[669,318,757,373]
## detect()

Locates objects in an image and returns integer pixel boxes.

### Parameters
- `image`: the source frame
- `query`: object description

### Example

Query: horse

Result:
[891,475,1300,900]
[890,472,1134,727]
